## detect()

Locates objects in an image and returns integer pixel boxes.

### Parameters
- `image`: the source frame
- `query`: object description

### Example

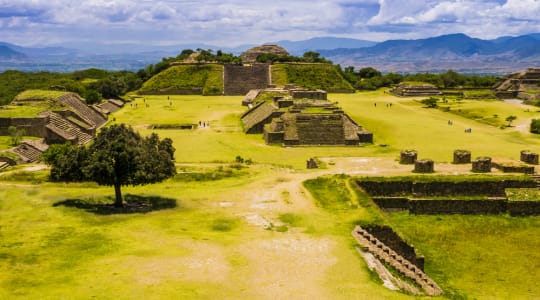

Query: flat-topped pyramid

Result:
[241,45,290,63]
[493,68,540,100]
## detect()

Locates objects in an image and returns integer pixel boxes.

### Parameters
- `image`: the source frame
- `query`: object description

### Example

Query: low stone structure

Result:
[414,159,434,173]
[306,158,318,169]
[240,44,290,63]
[472,157,492,173]
[520,150,539,165]
[242,89,373,146]
[493,68,540,99]
[390,83,442,97]
[453,149,471,164]
[352,226,442,296]
[0,92,111,163]
[492,160,535,174]
[400,150,417,164]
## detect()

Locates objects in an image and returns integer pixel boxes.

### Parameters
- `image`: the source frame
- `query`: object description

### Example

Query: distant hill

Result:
[274,37,376,56]
[0,45,26,61]
[320,33,540,74]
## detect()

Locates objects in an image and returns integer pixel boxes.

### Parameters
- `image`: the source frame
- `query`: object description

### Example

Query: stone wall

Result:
[408,199,507,215]
[363,225,424,270]
[224,64,270,95]
[0,117,48,137]
[507,201,540,216]
[372,197,409,211]
[356,179,536,197]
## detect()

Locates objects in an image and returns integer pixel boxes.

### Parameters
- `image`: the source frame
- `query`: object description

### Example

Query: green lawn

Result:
[1,91,540,299]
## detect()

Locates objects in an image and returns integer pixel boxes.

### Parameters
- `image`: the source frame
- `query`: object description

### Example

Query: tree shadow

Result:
[53,194,177,215]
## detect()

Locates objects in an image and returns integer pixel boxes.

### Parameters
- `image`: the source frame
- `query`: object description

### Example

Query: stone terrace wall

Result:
[0,117,48,137]
[224,64,270,95]
[507,201,540,216]
[408,199,507,215]
[356,179,536,198]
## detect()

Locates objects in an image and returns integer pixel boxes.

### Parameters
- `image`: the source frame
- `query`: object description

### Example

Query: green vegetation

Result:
[434,98,538,129]
[388,213,540,299]
[14,89,69,101]
[0,90,69,117]
[276,64,354,91]
[531,119,540,134]
[341,67,499,91]
[3,89,540,299]
[139,64,224,95]
[506,188,540,201]
[0,69,143,106]
[43,125,176,207]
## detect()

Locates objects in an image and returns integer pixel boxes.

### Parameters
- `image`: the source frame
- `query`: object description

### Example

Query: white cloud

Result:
[0,0,540,47]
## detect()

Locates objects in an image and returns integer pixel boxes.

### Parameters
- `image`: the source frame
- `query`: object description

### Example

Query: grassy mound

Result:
[139,64,224,95]
[271,64,354,92]
[14,89,69,102]
[0,89,68,118]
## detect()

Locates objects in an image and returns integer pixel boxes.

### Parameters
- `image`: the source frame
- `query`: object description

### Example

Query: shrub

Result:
[530,119,540,134]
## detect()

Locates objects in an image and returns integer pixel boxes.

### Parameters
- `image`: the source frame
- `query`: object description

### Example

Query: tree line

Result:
[338,66,500,90]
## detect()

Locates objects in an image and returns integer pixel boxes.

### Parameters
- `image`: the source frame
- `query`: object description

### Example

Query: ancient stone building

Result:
[390,83,442,97]
[493,68,540,99]
[240,45,290,63]
[241,90,372,146]
[0,92,115,163]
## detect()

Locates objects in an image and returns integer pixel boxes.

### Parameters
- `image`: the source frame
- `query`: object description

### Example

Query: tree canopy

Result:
[43,124,176,207]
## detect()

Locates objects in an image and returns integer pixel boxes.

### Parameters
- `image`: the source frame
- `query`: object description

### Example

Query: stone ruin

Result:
[472,157,492,173]
[493,68,540,100]
[0,93,120,163]
[453,149,471,164]
[390,83,442,97]
[400,150,417,164]
[520,150,539,165]
[240,44,290,63]
[414,159,434,173]
[241,89,373,146]
[306,158,319,169]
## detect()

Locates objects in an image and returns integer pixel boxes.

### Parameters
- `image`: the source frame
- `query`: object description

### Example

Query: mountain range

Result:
[1,34,539,74]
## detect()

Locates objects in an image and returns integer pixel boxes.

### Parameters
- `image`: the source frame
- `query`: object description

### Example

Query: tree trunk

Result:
[114,183,123,207]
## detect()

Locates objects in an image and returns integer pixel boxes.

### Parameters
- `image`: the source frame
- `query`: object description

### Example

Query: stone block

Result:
[453,149,471,164]
[472,157,491,173]
[520,150,539,165]
[400,150,417,164]
[414,159,434,173]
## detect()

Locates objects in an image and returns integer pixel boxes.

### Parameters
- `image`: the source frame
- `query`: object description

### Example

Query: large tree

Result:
[43,124,176,207]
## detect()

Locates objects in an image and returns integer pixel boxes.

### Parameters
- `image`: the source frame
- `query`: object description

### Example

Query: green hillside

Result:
[0,89,68,118]
[139,64,224,95]
[271,63,354,92]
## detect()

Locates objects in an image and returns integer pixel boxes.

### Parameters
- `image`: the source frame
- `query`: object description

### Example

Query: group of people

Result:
[198,121,210,128]
[373,102,393,107]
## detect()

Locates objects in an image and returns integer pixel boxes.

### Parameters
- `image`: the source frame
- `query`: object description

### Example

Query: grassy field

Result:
[1,91,540,299]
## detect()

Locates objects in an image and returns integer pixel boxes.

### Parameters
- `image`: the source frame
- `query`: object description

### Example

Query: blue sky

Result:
[1,0,539,47]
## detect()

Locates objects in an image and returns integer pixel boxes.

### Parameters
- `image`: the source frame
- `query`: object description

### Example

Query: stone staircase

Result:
[57,93,107,127]
[530,174,540,189]
[13,142,44,162]
[0,161,10,170]
[352,226,443,296]
[224,64,270,95]
[44,112,93,144]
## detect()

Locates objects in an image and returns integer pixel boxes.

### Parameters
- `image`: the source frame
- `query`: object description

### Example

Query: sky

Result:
[1,0,540,47]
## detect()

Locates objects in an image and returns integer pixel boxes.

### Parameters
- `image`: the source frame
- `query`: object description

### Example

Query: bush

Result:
[531,119,540,134]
